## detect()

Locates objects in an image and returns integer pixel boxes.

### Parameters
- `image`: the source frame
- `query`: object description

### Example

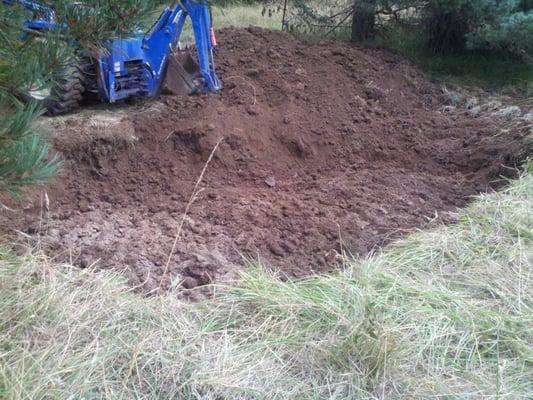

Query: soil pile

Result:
[0,28,523,295]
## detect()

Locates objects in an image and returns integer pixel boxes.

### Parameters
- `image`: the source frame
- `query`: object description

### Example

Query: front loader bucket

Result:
[164,51,202,97]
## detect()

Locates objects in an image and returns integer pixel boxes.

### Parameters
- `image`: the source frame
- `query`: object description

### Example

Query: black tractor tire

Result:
[27,61,87,116]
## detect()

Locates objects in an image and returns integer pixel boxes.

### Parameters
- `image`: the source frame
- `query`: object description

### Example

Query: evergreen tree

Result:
[288,0,532,57]
[466,2,533,58]
[0,0,160,199]
[424,0,529,53]
[0,4,65,197]
[287,0,423,42]
[351,0,377,42]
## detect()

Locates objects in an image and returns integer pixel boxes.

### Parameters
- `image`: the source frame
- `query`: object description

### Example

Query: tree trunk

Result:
[351,0,376,42]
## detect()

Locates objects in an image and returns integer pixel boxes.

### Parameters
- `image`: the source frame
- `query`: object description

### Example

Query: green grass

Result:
[212,3,282,31]
[178,3,282,43]
[378,26,533,96]
[1,164,531,399]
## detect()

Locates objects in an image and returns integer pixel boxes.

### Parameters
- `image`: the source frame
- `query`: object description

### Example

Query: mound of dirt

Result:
[0,28,524,296]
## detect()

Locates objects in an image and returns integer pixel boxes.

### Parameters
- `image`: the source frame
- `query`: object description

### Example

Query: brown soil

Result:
[0,28,525,296]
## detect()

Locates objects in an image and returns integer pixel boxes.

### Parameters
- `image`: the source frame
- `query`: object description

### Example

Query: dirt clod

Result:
[0,28,525,295]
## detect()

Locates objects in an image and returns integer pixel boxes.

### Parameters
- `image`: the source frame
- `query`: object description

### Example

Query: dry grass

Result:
[1,164,531,399]
[178,3,282,43]
[212,3,282,31]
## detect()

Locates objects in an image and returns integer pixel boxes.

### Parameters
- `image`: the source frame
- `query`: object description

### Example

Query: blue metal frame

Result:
[3,0,58,30]
[6,0,221,103]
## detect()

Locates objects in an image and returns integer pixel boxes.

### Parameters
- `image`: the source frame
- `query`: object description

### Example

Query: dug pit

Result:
[0,28,525,296]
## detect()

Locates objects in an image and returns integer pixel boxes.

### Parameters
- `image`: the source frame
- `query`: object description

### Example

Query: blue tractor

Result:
[8,0,221,114]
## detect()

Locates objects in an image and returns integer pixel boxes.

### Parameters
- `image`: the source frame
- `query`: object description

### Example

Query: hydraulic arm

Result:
[100,0,221,103]
[6,0,222,114]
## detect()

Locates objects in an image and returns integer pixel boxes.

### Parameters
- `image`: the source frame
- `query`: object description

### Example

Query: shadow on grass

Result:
[377,26,533,96]
[293,23,532,96]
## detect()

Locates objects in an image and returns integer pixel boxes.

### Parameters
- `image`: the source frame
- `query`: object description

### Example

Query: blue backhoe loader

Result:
[5,0,221,114]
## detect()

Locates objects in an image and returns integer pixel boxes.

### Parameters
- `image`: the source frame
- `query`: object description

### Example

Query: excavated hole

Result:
[0,28,525,298]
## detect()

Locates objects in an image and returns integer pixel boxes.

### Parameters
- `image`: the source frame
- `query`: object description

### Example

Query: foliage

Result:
[0,4,65,197]
[0,103,59,198]
[424,0,533,56]
[350,0,377,41]
[0,0,162,199]
[466,9,533,58]
[424,0,511,52]
[287,0,533,58]
[379,24,533,93]
[285,1,425,41]
[51,0,162,50]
